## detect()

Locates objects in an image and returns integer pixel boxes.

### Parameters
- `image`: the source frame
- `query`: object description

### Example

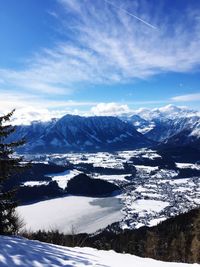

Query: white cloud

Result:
[1,0,200,97]
[0,90,131,123]
[10,108,57,125]
[0,91,99,124]
[1,92,199,124]
[91,102,130,116]
[55,0,200,80]
[0,91,98,110]
[47,10,59,19]
[1,106,80,125]
[171,93,200,102]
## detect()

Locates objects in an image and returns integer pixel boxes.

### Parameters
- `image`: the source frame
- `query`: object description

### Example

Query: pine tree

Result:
[0,110,25,234]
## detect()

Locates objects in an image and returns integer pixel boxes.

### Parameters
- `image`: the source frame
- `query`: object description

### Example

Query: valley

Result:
[17,148,200,234]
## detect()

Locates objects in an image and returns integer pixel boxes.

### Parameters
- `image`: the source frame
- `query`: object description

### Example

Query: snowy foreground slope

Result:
[0,236,199,267]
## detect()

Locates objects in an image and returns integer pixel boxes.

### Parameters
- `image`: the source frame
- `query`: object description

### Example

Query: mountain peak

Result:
[120,105,200,143]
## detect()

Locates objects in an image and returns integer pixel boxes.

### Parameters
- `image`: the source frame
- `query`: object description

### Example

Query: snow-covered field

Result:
[176,163,200,170]
[17,195,123,234]
[93,174,132,184]
[0,236,199,267]
[50,169,80,189]
[130,199,169,213]
[23,181,49,187]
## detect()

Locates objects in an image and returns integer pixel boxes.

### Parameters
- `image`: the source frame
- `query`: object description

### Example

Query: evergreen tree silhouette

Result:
[0,110,25,234]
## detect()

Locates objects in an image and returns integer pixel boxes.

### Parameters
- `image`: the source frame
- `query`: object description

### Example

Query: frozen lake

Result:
[17,195,123,234]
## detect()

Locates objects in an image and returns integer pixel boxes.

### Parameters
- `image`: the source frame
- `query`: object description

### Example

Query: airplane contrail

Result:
[103,0,157,30]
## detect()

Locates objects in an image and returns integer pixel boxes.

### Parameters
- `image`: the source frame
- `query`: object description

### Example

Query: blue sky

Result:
[0,0,200,120]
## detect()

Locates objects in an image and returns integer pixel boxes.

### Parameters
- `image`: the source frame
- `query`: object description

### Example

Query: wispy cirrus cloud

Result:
[0,91,98,111]
[0,66,73,95]
[1,0,200,98]
[171,93,200,102]
[53,0,200,81]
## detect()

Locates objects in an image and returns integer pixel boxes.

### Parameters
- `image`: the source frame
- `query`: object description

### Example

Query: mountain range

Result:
[10,115,152,153]
[9,105,200,153]
[122,104,200,148]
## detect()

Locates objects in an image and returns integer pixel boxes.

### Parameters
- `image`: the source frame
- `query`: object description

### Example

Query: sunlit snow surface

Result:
[176,163,200,170]
[0,236,199,267]
[130,200,169,213]
[50,170,81,189]
[23,181,49,187]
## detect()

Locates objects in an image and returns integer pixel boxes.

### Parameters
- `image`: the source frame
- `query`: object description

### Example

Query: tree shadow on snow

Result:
[0,236,109,267]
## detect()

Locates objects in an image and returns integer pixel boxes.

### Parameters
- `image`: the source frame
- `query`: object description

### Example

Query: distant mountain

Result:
[10,115,152,153]
[9,105,200,152]
[164,128,200,148]
[122,105,200,144]
[124,114,155,134]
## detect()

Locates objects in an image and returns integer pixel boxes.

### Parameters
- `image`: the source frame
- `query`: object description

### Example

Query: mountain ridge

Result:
[9,114,153,153]
[8,105,200,152]
[120,105,200,145]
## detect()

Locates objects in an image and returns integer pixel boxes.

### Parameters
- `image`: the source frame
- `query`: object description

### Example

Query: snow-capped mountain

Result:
[9,105,200,152]
[131,105,199,121]
[165,127,200,148]
[10,115,152,153]
[124,114,155,134]
[123,105,200,143]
